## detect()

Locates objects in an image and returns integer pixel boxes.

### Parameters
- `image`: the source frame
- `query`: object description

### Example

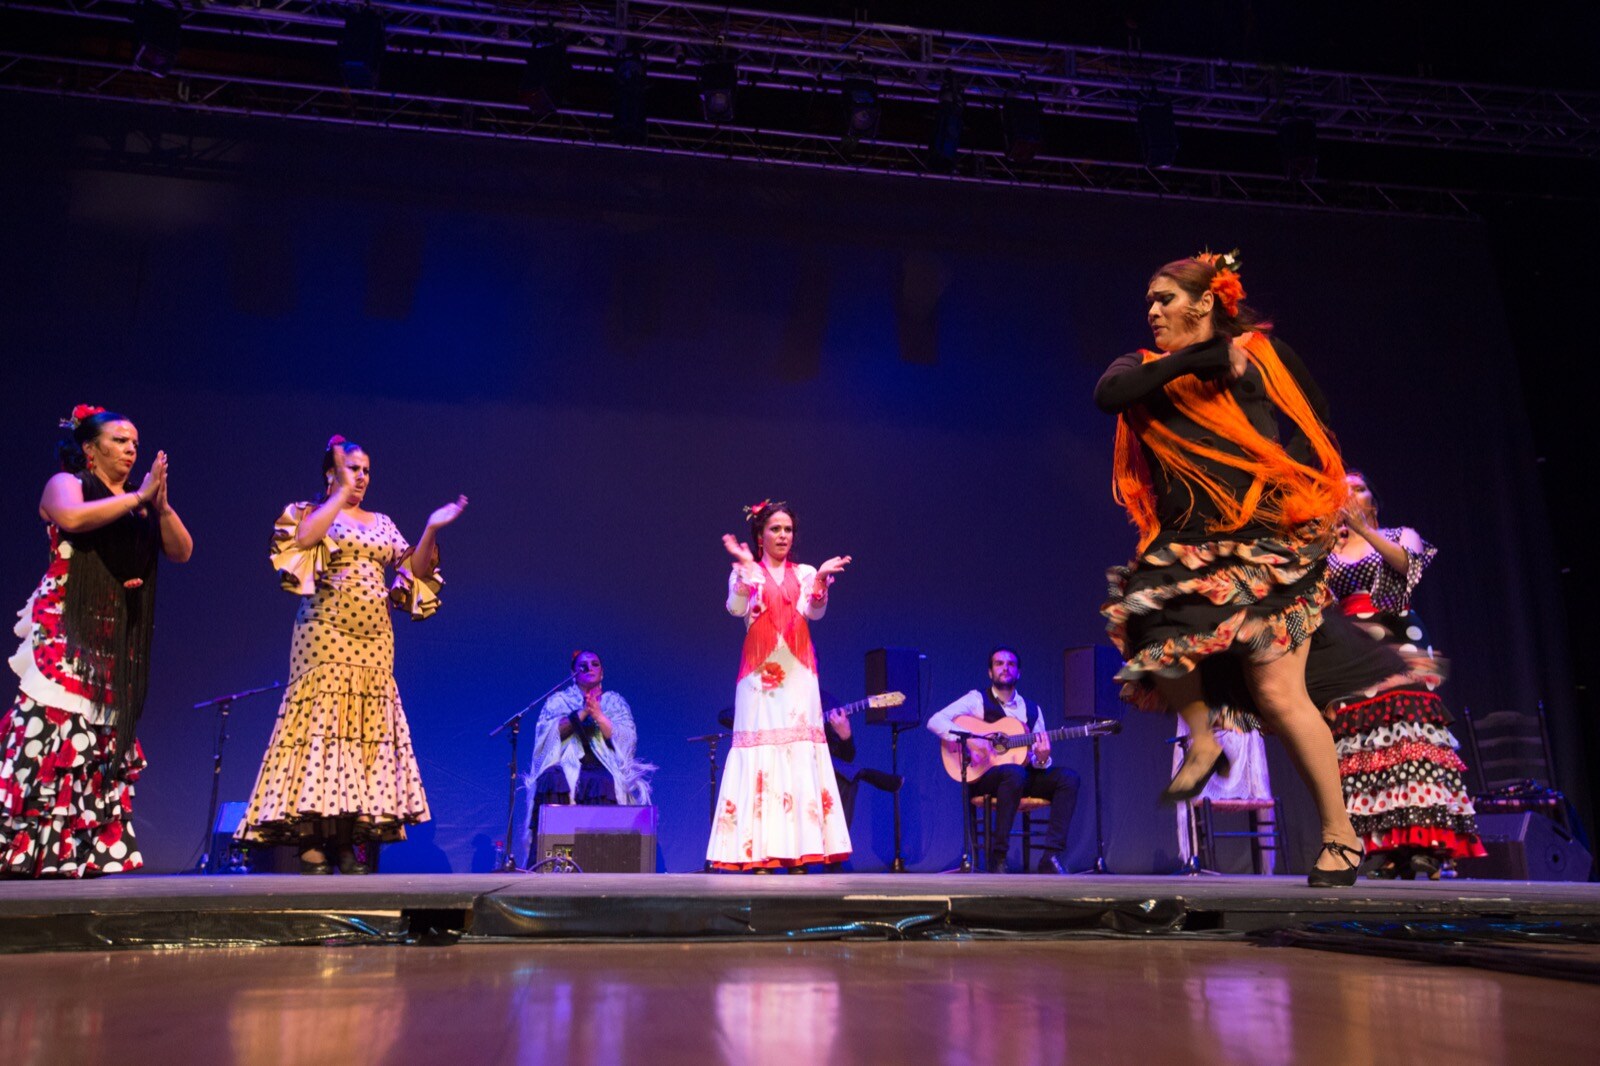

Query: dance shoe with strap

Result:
[1306,840,1365,888]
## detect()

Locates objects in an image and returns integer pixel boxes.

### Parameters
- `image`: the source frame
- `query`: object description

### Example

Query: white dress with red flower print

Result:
[706,561,852,870]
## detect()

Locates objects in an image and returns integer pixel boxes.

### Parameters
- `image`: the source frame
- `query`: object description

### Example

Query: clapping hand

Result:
[428,495,469,529]
[137,451,168,504]
[722,534,755,565]
[816,555,852,580]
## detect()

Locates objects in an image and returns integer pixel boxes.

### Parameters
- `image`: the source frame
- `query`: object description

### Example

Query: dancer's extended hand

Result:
[428,495,469,529]
[722,534,755,566]
[817,555,852,579]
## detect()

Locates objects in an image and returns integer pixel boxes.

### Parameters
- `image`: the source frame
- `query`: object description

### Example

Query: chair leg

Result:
[1020,810,1032,872]
[1198,799,1216,872]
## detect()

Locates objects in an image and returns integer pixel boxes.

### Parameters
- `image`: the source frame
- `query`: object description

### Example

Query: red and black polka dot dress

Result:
[1325,527,1485,858]
[235,503,438,846]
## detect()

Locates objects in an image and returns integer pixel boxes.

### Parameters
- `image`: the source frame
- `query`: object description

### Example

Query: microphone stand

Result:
[889,722,908,872]
[687,730,730,871]
[490,672,576,873]
[189,680,283,875]
[948,729,982,874]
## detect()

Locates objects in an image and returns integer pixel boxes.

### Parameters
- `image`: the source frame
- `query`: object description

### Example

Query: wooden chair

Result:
[1194,798,1282,875]
[970,795,1051,872]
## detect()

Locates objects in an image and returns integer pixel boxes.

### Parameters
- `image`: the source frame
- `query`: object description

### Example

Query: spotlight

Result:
[1137,98,1179,169]
[1002,94,1043,163]
[613,51,649,145]
[1278,114,1319,179]
[521,39,570,118]
[338,8,385,91]
[131,1,181,78]
[698,60,737,124]
[841,77,880,144]
[927,75,964,169]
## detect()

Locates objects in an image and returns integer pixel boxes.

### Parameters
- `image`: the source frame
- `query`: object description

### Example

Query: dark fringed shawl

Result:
[59,472,160,770]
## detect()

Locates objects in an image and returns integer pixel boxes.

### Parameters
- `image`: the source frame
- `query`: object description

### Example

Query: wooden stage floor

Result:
[2,872,1598,949]
[3,874,1598,1064]
[1,938,1596,1065]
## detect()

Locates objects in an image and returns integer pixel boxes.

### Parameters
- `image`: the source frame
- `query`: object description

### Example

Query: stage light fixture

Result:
[927,75,964,169]
[338,8,386,91]
[698,60,738,124]
[131,1,182,78]
[1002,95,1043,163]
[521,39,570,118]
[1279,114,1319,179]
[841,77,880,144]
[1137,99,1178,169]
[613,51,649,145]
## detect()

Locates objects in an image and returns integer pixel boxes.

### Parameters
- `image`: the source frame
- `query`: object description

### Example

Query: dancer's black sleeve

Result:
[1093,336,1232,413]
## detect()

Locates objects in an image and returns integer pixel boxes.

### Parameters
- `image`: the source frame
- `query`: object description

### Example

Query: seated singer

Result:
[526,650,653,866]
[925,647,1079,874]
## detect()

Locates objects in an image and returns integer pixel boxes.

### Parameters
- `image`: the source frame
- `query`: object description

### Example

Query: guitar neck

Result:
[1039,723,1110,742]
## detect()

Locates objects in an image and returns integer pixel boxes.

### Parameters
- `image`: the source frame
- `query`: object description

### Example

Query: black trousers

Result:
[966,763,1080,865]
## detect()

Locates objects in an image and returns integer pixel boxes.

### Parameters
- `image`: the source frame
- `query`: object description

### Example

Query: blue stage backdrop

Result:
[0,102,1577,874]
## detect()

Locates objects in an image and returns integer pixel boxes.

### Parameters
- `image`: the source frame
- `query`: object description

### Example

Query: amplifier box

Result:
[534,804,658,873]
[1455,811,1594,881]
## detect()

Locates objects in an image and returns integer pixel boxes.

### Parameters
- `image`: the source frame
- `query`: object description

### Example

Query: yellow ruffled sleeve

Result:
[269,502,330,596]
[390,556,444,620]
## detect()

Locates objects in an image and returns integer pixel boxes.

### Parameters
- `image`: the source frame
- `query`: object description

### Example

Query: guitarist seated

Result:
[925,647,1080,874]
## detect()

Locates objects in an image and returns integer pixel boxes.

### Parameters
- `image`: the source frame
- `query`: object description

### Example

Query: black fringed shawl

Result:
[58,472,161,769]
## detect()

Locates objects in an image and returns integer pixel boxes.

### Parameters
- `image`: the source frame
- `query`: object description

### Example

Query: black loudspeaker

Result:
[1063,645,1126,718]
[535,805,658,873]
[865,647,922,725]
[1455,812,1594,881]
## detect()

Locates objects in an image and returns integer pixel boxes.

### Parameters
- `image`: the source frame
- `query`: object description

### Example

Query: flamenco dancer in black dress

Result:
[1098,251,1394,887]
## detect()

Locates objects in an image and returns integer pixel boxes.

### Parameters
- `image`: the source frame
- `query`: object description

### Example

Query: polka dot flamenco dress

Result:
[1325,528,1484,861]
[235,504,438,848]
[2,515,153,878]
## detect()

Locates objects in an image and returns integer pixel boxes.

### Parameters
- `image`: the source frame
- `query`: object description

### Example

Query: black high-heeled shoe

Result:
[1158,746,1231,805]
[1306,840,1365,888]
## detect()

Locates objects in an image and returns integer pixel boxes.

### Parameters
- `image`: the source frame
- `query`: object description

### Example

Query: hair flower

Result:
[1195,247,1246,316]
[742,498,771,519]
[61,404,106,430]
[327,434,348,449]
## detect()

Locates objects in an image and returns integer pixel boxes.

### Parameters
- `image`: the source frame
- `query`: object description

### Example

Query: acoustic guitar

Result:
[830,692,907,719]
[940,714,1121,781]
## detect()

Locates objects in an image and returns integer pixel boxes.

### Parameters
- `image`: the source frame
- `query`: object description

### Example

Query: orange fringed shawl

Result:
[1112,332,1347,551]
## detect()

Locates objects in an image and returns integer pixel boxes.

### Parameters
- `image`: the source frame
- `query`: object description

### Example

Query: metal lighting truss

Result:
[4,0,1596,217]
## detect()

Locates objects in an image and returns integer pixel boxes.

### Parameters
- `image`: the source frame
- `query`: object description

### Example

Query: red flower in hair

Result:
[1210,270,1246,317]
[72,404,105,422]
[327,434,347,449]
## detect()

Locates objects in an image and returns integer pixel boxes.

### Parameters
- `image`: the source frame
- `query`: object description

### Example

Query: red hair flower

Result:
[742,498,771,520]
[61,404,106,430]
[327,434,348,449]
[1195,248,1246,317]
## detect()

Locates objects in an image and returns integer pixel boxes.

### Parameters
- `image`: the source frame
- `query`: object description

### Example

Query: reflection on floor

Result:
[1,939,1594,1065]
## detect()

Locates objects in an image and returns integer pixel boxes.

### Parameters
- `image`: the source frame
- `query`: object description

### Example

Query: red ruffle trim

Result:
[1364,826,1486,859]
[709,851,849,871]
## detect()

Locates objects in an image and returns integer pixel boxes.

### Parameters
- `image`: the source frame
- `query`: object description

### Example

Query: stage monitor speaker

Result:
[865,647,922,725]
[1454,812,1594,881]
[1064,645,1126,718]
[535,804,657,873]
